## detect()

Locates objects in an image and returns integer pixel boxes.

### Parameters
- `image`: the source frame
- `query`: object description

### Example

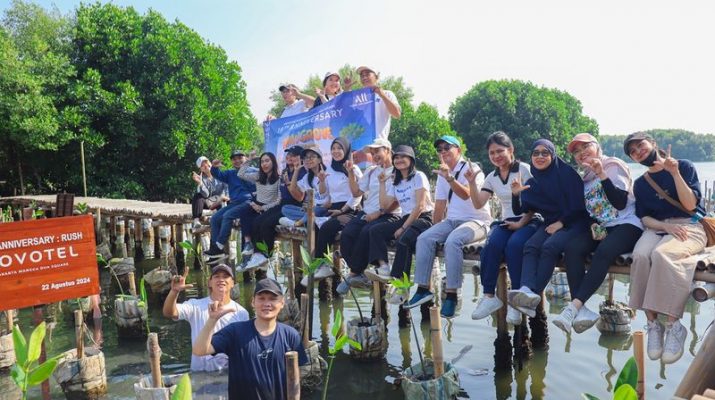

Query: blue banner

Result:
[263,88,377,166]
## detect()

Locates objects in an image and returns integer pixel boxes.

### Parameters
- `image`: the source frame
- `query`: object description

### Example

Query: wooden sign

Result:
[0,215,99,311]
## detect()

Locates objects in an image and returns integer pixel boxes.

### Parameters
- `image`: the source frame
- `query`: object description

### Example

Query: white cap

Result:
[364,138,392,151]
[196,156,209,168]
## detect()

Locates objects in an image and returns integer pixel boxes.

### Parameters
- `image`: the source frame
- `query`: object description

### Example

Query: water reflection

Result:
[598,334,633,392]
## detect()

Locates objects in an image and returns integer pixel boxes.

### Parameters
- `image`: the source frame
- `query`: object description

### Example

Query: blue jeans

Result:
[520,224,588,293]
[479,220,539,295]
[210,200,250,248]
[281,204,328,223]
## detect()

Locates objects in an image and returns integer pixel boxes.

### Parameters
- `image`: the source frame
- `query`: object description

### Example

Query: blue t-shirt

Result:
[634,159,703,220]
[211,166,256,203]
[211,320,308,400]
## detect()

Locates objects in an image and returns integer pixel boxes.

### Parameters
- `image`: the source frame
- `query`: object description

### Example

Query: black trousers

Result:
[191,192,221,218]
[368,213,433,278]
[313,201,352,259]
[250,205,283,255]
[563,223,642,303]
[340,212,399,274]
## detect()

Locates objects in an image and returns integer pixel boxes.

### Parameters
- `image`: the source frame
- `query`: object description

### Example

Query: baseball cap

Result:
[195,156,209,168]
[254,278,283,296]
[393,145,416,160]
[278,83,294,92]
[322,72,340,87]
[623,132,654,156]
[356,66,376,75]
[284,145,304,156]
[434,135,461,148]
[300,143,322,159]
[567,133,598,153]
[230,150,246,159]
[364,138,392,151]
[211,263,234,279]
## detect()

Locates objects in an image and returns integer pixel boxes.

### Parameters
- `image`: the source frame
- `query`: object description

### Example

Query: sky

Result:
[2,0,714,135]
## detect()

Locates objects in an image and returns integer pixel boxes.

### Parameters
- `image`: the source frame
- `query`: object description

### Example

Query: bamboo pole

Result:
[110,216,117,253]
[495,265,508,335]
[74,310,84,359]
[127,271,137,296]
[429,306,445,378]
[175,223,185,274]
[6,310,13,332]
[675,325,715,399]
[300,293,310,348]
[147,333,163,388]
[285,351,300,400]
[373,281,382,323]
[153,222,162,259]
[607,273,615,303]
[134,218,144,261]
[633,331,645,400]
[80,141,88,197]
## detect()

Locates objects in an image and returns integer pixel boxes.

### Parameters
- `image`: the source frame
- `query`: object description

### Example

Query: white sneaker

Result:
[279,217,296,227]
[507,306,522,326]
[242,253,268,271]
[471,296,504,320]
[572,305,600,334]
[300,274,309,287]
[191,220,202,230]
[364,268,393,284]
[315,216,330,228]
[388,286,406,305]
[552,303,578,334]
[313,264,335,279]
[514,304,536,318]
[376,264,391,277]
[646,319,665,360]
[509,286,541,309]
[662,320,687,364]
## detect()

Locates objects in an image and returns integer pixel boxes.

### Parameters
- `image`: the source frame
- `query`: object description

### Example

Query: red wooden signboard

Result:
[0,214,100,311]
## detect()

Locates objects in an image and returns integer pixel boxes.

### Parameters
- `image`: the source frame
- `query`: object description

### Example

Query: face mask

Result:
[639,148,658,167]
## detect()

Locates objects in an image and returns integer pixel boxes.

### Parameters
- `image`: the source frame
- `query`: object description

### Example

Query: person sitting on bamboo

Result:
[234,152,282,272]
[625,132,705,364]
[193,278,308,400]
[163,264,248,372]
[278,143,330,228]
[190,156,228,234]
[554,133,643,334]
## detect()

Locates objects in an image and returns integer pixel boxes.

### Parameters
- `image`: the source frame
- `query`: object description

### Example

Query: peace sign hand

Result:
[378,171,392,184]
[208,301,236,321]
[343,75,354,91]
[344,152,354,172]
[432,153,451,179]
[463,159,477,182]
[653,144,679,175]
[510,171,530,195]
[171,267,194,293]
[317,164,328,182]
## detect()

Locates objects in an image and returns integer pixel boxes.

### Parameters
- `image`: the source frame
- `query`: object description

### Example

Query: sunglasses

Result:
[436,144,454,153]
[531,150,552,158]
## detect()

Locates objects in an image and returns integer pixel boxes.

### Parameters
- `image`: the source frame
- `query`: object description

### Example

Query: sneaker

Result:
[191,220,202,230]
[507,306,522,326]
[203,246,227,260]
[300,274,310,287]
[388,288,406,305]
[315,216,330,228]
[514,304,536,318]
[364,268,393,284]
[347,273,372,290]
[376,264,391,278]
[406,290,435,309]
[471,296,504,320]
[441,298,457,318]
[552,303,578,334]
[279,217,295,227]
[509,287,541,310]
[241,242,254,257]
[336,279,350,296]
[572,305,600,334]
[646,319,665,360]
[313,264,335,279]
[662,320,687,364]
[242,252,268,271]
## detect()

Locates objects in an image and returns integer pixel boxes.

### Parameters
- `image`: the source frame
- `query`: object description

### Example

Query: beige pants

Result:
[629,218,706,319]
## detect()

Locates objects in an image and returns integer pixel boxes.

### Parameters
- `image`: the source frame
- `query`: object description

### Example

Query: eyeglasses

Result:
[572,142,595,157]
[303,154,319,160]
[257,348,273,360]
[436,145,454,153]
[531,150,552,158]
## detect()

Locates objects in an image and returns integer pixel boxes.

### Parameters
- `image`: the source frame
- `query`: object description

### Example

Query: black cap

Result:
[254,278,283,296]
[393,145,416,160]
[278,83,294,92]
[623,132,654,156]
[211,263,234,279]
[230,150,246,159]
[284,145,304,156]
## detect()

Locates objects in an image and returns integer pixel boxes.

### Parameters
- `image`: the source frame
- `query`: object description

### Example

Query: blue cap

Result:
[434,135,461,148]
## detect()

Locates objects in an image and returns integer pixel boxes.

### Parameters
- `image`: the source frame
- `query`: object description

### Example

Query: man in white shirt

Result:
[356,66,401,140]
[162,264,249,371]
[406,135,492,318]
[278,84,314,118]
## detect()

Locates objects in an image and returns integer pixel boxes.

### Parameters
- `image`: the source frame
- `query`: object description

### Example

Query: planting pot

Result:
[144,267,173,296]
[0,332,14,369]
[596,300,634,334]
[133,374,182,400]
[299,341,326,390]
[347,317,387,360]
[401,360,460,400]
[114,296,148,338]
[53,347,108,399]
[96,241,112,262]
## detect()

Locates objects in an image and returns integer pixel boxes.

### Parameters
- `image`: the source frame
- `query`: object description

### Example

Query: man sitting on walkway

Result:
[204,150,256,260]
[163,264,249,371]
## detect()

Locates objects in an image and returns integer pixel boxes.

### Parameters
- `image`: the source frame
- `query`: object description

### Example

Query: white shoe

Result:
[364,268,393,284]
[646,319,665,360]
[514,304,536,318]
[376,264,391,277]
[191,220,202,230]
[313,264,335,279]
[315,216,330,228]
[471,296,503,320]
[509,286,541,309]
[242,253,268,271]
[279,217,296,227]
[507,306,522,326]
[552,303,578,334]
[662,320,687,364]
[388,286,406,305]
[572,305,600,334]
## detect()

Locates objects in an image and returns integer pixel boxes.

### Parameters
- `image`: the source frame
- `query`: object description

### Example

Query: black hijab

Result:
[330,137,351,177]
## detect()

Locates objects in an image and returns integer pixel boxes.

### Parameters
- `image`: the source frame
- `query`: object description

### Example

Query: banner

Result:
[263,88,377,166]
[0,215,99,311]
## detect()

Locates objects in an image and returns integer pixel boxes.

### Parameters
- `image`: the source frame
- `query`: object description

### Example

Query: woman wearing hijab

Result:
[509,139,590,317]
[625,131,705,364]
[553,134,643,334]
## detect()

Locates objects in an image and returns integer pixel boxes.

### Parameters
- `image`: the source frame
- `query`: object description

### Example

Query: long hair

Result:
[305,150,326,188]
[393,157,416,186]
[485,131,514,150]
[258,152,279,185]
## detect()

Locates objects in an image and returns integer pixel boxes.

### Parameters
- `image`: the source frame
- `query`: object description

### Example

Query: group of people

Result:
[173,65,706,399]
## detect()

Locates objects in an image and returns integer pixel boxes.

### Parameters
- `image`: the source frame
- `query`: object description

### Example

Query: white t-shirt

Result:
[387,171,434,216]
[375,90,400,140]
[281,99,307,118]
[325,164,363,208]
[583,163,642,229]
[298,173,329,206]
[435,159,492,224]
[176,297,249,371]
[482,162,532,220]
[359,165,401,215]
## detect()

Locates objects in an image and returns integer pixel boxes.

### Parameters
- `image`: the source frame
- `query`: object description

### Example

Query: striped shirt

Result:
[238,163,281,210]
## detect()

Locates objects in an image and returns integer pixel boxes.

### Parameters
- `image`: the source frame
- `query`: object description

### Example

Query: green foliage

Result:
[1,206,13,222]
[583,356,638,400]
[599,129,715,162]
[138,276,150,333]
[255,241,270,256]
[299,245,329,277]
[10,322,60,399]
[74,202,89,214]
[449,79,599,169]
[390,273,414,296]
[322,310,361,400]
[171,373,192,400]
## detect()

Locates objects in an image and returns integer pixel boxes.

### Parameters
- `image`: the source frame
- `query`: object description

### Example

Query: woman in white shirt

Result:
[282,144,330,226]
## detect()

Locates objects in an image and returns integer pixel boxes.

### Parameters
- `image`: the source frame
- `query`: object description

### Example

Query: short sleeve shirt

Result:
[280,100,307,118]
[482,162,532,220]
[359,165,401,215]
[634,159,703,220]
[375,90,400,140]
[387,171,434,216]
[435,158,492,223]
[298,174,329,206]
[325,164,363,208]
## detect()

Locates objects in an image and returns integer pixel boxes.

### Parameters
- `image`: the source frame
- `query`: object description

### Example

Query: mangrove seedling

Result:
[171,373,192,400]
[99,253,125,296]
[1,206,13,222]
[390,273,427,377]
[138,276,150,333]
[582,356,638,400]
[10,322,60,400]
[74,202,89,215]
[322,310,361,400]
